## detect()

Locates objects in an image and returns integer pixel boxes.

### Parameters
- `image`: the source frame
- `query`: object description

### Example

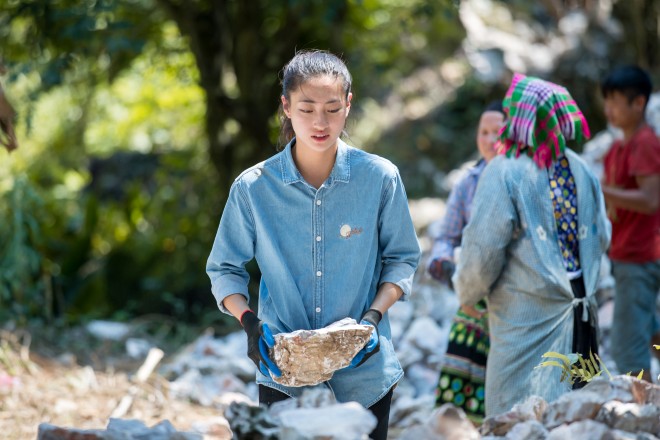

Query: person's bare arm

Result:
[222,293,251,321]
[368,282,403,315]
[602,174,660,214]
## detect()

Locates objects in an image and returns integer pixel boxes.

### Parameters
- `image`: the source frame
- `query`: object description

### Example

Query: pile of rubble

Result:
[400,376,660,440]
[34,269,652,440]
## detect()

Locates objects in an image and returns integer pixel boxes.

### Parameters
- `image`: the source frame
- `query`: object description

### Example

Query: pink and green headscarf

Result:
[497,73,591,168]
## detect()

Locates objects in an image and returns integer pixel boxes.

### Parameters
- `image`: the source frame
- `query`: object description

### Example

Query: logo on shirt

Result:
[536,226,547,241]
[340,224,363,239]
[579,225,588,240]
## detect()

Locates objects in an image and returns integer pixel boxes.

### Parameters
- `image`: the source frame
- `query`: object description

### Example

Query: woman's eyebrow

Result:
[299,98,342,104]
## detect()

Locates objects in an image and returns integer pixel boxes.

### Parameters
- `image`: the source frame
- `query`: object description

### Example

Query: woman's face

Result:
[281,75,351,157]
[477,110,505,162]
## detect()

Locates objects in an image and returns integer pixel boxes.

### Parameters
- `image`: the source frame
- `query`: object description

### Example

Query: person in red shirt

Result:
[601,65,660,382]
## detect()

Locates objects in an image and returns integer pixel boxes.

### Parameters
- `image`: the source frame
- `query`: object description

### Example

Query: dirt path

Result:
[0,329,230,440]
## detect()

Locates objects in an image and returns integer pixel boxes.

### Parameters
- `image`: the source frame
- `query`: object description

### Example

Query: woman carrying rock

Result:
[206,50,420,440]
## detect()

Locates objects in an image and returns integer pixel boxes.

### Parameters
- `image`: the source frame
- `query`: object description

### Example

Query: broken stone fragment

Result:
[270,318,373,387]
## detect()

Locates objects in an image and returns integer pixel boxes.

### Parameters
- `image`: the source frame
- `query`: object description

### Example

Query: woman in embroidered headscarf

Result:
[452,73,611,416]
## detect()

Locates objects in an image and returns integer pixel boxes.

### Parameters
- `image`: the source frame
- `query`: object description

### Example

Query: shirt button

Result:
[316,236,322,242]
[315,307,321,313]
[316,271,322,277]
[316,200,322,206]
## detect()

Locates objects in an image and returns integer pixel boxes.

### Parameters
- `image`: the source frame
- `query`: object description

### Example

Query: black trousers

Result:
[570,276,599,390]
[258,385,394,440]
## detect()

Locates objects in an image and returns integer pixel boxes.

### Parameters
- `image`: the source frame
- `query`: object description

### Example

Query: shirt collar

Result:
[467,158,487,176]
[280,138,351,186]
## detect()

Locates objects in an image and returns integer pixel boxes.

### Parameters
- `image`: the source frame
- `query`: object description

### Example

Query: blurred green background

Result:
[0,0,657,332]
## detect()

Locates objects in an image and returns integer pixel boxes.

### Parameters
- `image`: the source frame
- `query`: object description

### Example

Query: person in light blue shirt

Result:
[206,50,420,440]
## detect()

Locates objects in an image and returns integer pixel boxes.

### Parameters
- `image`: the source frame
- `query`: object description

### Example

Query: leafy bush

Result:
[0,177,47,323]
[0,153,240,335]
[536,348,660,386]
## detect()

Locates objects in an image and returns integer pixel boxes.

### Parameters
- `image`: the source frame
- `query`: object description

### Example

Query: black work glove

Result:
[240,310,281,378]
[349,309,382,368]
[428,259,456,289]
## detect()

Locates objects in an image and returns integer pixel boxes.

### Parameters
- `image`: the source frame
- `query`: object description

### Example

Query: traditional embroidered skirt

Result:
[435,299,489,423]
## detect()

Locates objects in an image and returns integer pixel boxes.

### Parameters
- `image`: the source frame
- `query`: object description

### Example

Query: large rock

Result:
[38,419,202,440]
[271,318,373,387]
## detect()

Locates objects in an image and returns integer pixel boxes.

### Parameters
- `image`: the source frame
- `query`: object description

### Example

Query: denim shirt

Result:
[206,138,421,407]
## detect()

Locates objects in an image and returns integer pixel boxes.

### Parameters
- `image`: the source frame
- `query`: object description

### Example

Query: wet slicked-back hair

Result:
[601,65,653,108]
[278,50,352,148]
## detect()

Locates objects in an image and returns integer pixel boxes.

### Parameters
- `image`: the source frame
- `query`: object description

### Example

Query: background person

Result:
[601,65,660,382]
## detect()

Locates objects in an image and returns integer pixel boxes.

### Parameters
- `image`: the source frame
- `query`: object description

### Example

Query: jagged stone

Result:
[37,419,202,440]
[481,395,547,437]
[595,401,660,435]
[271,318,373,387]
[543,390,604,429]
[546,419,611,440]
[278,402,377,440]
[505,420,548,440]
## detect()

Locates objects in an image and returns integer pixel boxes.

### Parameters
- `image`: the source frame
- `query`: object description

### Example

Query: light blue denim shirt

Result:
[206,138,421,407]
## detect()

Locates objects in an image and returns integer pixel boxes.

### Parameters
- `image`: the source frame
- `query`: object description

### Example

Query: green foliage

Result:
[346,0,463,98]
[0,177,47,323]
[535,350,657,386]
[0,0,164,87]
[536,351,612,386]
[81,151,222,321]
[0,149,237,329]
[0,11,223,326]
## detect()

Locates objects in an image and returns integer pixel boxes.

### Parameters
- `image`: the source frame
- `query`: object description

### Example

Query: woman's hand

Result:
[460,304,484,319]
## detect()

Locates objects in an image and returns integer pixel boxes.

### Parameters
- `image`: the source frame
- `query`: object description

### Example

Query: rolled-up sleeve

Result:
[454,159,517,306]
[428,177,469,267]
[206,180,256,314]
[377,171,421,301]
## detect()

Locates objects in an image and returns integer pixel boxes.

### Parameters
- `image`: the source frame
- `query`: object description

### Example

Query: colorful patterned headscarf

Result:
[497,73,591,168]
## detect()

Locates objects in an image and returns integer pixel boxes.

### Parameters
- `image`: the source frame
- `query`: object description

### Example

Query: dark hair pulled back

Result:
[278,50,352,148]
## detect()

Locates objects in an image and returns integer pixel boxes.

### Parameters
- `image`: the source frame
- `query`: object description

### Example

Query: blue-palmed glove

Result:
[349,309,383,368]
[240,310,282,378]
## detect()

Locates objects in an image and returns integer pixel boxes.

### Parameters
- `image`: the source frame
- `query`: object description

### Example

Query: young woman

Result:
[206,50,420,439]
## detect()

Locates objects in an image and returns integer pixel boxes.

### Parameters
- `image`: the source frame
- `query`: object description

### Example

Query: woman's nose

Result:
[314,113,328,128]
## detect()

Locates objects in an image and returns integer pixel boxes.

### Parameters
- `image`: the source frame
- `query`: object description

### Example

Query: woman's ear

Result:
[345,92,353,116]
[281,95,291,118]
